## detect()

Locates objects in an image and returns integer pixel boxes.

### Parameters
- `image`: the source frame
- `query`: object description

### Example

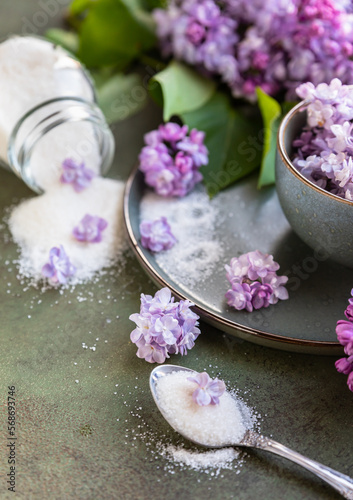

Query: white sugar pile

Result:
[9,178,126,284]
[140,189,224,287]
[0,36,97,191]
[155,370,252,447]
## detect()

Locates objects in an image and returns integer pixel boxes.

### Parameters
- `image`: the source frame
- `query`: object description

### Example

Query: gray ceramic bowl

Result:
[276,101,353,269]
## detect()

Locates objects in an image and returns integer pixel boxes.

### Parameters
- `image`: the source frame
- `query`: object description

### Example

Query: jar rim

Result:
[7,97,115,194]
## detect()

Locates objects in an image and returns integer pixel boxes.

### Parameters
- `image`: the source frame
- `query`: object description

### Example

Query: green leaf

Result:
[256,88,282,188]
[45,29,79,54]
[142,0,167,9]
[73,0,156,68]
[94,73,148,124]
[181,92,263,197]
[69,0,94,15]
[150,61,216,121]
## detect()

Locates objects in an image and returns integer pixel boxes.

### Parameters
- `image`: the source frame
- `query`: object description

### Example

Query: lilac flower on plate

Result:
[73,214,108,243]
[225,250,288,312]
[140,217,177,252]
[41,245,76,285]
[187,371,226,406]
[129,287,200,363]
[60,158,96,192]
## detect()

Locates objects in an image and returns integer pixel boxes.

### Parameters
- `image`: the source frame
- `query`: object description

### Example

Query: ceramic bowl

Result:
[275,101,353,269]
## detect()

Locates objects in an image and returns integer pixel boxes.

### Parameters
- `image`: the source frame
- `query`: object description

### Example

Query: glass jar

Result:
[0,35,115,193]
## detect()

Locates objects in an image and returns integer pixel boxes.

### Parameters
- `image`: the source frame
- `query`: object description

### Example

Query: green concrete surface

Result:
[0,2,352,499]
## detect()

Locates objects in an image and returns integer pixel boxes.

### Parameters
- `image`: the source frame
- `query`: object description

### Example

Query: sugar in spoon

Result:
[150,365,353,499]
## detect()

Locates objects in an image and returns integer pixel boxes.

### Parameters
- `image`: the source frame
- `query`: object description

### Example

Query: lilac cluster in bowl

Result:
[275,79,353,269]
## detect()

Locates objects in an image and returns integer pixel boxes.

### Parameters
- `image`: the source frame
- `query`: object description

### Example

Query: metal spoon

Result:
[150,364,353,499]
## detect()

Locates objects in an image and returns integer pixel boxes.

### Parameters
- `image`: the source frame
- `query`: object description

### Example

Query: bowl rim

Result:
[277,100,353,206]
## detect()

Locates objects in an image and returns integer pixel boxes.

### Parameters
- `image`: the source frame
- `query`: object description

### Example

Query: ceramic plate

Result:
[124,169,350,354]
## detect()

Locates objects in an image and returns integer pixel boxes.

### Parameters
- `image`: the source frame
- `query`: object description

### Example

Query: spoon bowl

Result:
[150,365,353,499]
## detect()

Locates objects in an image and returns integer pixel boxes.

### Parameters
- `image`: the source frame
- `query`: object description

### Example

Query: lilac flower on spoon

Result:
[187,371,226,406]
[73,214,108,243]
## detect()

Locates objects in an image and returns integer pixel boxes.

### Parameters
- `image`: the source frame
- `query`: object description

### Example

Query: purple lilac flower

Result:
[140,217,177,252]
[293,79,353,200]
[225,250,280,284]
[262,273,289,304]
[72,214,108,243]
[250,282,273,309]
[225,282,253,312]
[139,122,208,197]
[335,288,353,391]
[60,158,96,192]
[136,338,169,364]
[344,290,353,320]
[225,250,288,312]
[336,320,353,355]
[41,245,76,285]
[187,371,226,406]
[129,287,200,363]
[153,0,353,101]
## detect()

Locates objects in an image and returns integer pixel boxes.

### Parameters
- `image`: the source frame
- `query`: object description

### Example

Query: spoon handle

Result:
[243,431,353,499]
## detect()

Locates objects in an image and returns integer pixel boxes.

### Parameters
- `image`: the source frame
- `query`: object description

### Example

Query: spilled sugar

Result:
[160,445,241,475]
[140,188,225,287]
[8,178,127,285]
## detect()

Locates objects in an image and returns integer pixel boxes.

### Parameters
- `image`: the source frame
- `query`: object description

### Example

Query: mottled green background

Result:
[0,2,352,499]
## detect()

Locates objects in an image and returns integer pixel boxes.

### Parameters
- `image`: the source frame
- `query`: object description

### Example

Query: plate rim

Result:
[123,167,342,355]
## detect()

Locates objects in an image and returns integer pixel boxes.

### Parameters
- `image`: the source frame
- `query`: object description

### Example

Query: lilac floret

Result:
[250,282,273,309]
[225,282,253,311]
[335,287,353,392]
[246,250,280,280]
[41,245,76,286]
[335,356,353,375]
[136,338,170,364]
[150,315,181,346]
[139,122,207,197]
[263,273,289,304]
[129,287,200,363]
[140,217,177,252]
[60,158,96,192]
[187,371,226,406]
[336,320,353,355]
[73,214,108,243]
